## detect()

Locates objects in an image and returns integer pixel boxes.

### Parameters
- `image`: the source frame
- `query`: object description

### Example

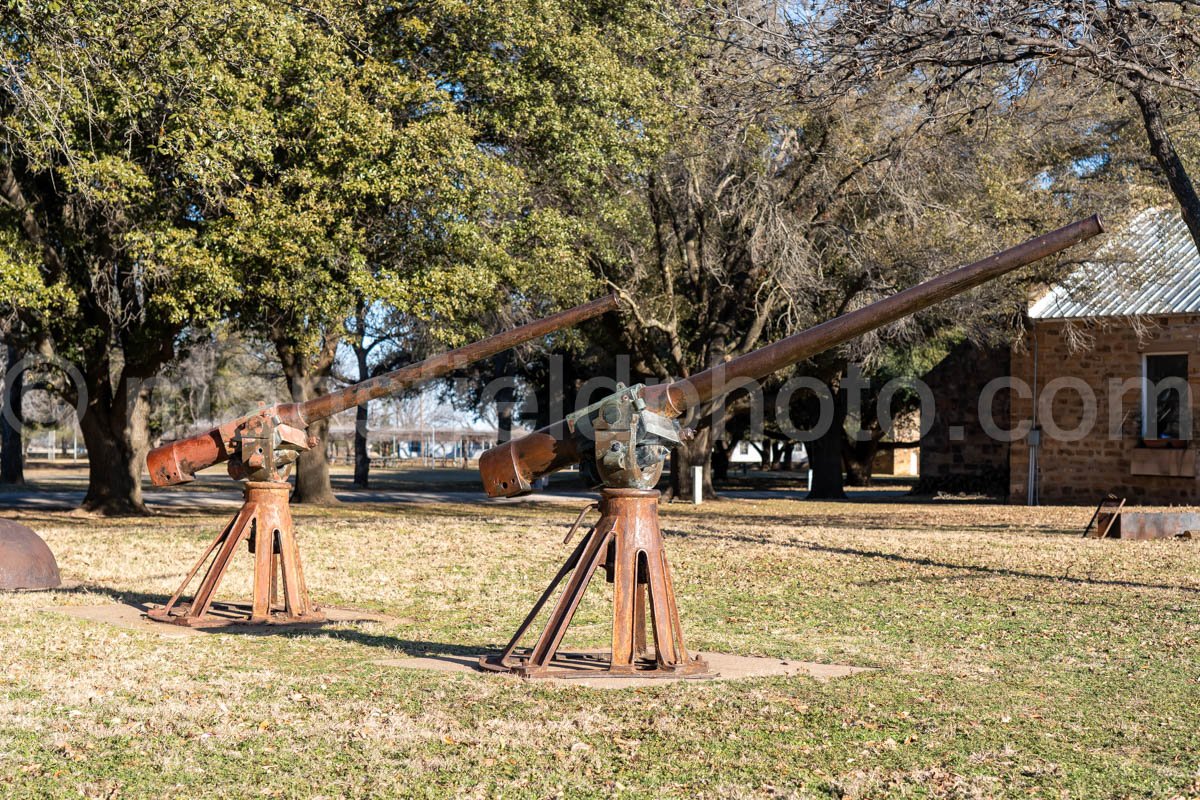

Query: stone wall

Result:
[1008,315,1200,505]
[916,341,1011,496]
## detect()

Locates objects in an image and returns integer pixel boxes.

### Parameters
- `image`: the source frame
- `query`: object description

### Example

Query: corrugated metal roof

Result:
[1029,208,1200,319]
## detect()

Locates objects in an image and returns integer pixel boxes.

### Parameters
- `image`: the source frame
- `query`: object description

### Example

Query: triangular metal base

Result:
[147,481,323,627]
[481,488,711,679]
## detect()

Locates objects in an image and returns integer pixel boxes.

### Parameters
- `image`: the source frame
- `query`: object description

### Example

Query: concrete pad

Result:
[52,603,200,637]
[43,603,396,638]
[370,651,873,688]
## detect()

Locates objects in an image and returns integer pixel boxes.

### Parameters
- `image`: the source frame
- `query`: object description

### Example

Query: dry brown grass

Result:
[2,495,1199,798]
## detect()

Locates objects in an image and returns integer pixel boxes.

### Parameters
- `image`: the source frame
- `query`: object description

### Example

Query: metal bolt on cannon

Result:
[143,294,619,627]
[477,216,1105,680]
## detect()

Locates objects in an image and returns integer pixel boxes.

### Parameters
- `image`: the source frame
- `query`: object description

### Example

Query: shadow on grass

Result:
[50,582,492,655]
[54,583,173,609]
[660,512,1081,536]
[286,627,491,658]
[664,529,1200,596]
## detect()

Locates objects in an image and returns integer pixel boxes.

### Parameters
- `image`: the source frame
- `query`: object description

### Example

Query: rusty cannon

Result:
[144,294,618,627]
[475,216,1105,679]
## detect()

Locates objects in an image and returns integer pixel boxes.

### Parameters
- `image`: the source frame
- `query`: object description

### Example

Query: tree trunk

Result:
[670,427,717,501]
[293,412,337,504]
[806,391,847,500]
[806,423,846,499]
[352,341,370,489]
[353,402,369,488]
[493,351,516,444]
[667,326,728,502]
[769,441,784,470]
[1132,83,1200,253]
[1,343,24,485]
[276,337,339,505]
[78,383,150,515]
[842,432,880,488]
[712,440,731,482]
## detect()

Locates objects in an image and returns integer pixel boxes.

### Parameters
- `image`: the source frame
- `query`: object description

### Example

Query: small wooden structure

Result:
[1083,494,1126,539]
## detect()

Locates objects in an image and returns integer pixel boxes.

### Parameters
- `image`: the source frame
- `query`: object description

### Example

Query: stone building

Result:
[922,209,1200,505]
[917,340,1012,495]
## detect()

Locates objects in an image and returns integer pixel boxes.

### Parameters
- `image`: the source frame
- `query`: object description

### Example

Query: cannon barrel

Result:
[297,292,618,422]
[479,215,1104,496]
[147,293,619,487]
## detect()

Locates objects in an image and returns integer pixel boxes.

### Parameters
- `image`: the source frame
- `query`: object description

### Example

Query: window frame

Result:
[1141,351,1191,443]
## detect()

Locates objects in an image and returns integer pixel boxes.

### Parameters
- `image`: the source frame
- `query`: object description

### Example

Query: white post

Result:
[48,429,55,461]
[692,465,703,505]
[807,465,814,492]
[72,427,78,461]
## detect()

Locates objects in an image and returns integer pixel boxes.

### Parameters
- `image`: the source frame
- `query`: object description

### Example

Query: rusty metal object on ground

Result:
[147,481,323,627]
[479,488,711,679]
[147,293,618,487]
[1090,508,1200,540]
[479,216,1105,498]
[1083,494,1125,538]
[0,520,61,590]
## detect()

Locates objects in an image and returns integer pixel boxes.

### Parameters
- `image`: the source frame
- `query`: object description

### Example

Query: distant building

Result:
[727,439,807,469]
[324,423,516,465]
[923,209,1200,504]
[873,411,921,478]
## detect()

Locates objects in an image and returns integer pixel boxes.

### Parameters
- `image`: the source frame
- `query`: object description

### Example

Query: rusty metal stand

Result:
[147,481,324,627]
[480,488,711,679]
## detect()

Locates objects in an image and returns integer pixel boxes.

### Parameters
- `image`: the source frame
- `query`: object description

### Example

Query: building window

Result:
[1143,353,1190,440]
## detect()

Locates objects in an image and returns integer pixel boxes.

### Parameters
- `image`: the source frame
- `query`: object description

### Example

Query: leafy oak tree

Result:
[0,2,248,513]
[217,0,685,503]
[188,1,527,504]
[0,0,680,510]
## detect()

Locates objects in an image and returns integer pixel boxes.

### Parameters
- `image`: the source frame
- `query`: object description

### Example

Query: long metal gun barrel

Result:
[479,215,1104,496]
[642,215,1103,415]
[297,293,618,422]
[147,293,618,486]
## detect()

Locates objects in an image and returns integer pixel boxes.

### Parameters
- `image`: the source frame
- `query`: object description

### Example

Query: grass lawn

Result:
[2,493,1199,798]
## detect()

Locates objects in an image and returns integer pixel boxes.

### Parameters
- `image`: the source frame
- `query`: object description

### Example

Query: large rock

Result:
[0,519,61,590]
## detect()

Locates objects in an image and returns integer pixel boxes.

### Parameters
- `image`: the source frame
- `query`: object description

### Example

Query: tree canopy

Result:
[0,0,684,510]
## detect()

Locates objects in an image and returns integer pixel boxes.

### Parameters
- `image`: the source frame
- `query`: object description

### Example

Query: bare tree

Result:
[147,326,287,442]
[781,0,1200,250]
[601,3,1133,498]
[340,299,420,488]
